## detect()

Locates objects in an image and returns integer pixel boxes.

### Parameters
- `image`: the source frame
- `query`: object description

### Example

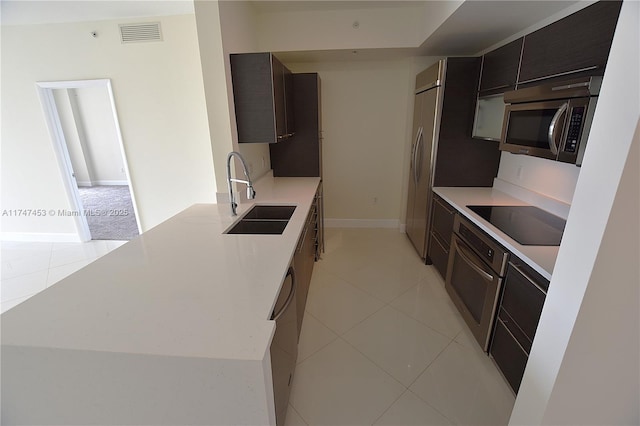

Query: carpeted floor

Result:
[78,185,139,240]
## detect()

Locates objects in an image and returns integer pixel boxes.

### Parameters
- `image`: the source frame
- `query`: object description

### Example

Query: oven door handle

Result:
[453,237,494,282]
[547,103,568,156]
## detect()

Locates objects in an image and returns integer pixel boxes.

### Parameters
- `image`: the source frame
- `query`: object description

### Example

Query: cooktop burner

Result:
[467,205,566,246]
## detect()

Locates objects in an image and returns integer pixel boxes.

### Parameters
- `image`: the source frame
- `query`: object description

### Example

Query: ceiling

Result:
[418,0,581,56]
[0,0,194,26]
[2,0,583,59]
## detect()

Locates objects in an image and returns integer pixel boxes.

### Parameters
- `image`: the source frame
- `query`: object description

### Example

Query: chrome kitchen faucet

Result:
[226,151,256,216]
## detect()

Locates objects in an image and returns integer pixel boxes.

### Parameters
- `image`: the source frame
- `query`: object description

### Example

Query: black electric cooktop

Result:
[467,205,567,246]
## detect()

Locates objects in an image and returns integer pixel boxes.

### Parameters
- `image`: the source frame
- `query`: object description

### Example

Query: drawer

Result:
[429,232,450,280]
[501,259,548,342]
[490,315,528,394]
[432,195,456,249]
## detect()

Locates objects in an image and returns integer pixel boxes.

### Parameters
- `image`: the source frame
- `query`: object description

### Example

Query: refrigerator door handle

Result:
[415,126,425,183]
[411,126,423,184]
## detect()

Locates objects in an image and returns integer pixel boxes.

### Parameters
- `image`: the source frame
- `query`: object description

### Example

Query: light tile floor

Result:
[1,240,126,313]
[287,228,515,426]
[1,229,515,425]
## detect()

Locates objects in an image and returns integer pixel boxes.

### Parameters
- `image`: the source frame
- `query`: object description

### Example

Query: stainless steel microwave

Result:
[500,76,602,165]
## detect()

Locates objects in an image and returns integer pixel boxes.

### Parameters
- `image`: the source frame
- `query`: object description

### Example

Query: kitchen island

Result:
[1,175,321,425]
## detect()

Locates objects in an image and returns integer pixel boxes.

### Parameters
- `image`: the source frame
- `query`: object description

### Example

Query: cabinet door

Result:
[501,259,548,344]
[518,1,622,84]
[480,38,523,94]
[272,55,287,140]
[284,66,295,136]
[230,53,277,143]
[490,314,528,393]
[270,73,320,177]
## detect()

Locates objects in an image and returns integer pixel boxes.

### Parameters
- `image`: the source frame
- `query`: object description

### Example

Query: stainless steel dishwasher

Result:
[270,266,298,426]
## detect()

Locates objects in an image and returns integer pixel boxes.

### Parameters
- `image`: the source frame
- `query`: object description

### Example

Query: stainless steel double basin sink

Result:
[225,205,296,235]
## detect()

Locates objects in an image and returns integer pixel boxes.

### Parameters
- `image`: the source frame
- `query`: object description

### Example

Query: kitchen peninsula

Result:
[1,175,321,425]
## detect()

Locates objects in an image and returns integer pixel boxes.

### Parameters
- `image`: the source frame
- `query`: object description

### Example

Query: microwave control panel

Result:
[563,106,585,153]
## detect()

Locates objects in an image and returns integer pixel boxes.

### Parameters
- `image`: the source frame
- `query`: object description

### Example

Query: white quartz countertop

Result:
[433,187,560,280]
[2,176,321,361]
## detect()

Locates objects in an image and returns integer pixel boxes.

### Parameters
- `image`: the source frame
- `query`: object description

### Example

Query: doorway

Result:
[37,79,141,241]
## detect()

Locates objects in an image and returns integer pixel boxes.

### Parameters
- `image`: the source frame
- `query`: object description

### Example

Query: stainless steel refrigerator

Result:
[406,60,445,258]
[405,58,502,261]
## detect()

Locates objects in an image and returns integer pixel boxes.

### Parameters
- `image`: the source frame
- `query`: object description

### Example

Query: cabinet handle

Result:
[496,317,529,356]
[434,197,455,216]
[517,65,599,86]
[272,267,297,321]
[481,83,511,92]
[509,263,548,295]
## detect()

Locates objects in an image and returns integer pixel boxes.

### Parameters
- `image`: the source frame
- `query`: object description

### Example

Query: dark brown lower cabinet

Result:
[294,202,317,338]
[490,256,549,393]
[490,312,529,392]
[428,194,456,279]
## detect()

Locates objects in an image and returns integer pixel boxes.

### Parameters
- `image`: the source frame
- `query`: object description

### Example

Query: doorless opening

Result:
[37,79,141,241]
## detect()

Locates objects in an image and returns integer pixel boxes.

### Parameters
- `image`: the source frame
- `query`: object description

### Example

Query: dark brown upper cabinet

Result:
[270,73,322,178]
[479,37,523,95]
[230,53,295,143]
[518,0,622,86]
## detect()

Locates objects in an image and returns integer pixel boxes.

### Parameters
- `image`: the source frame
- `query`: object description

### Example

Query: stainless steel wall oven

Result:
[445,215,509,351]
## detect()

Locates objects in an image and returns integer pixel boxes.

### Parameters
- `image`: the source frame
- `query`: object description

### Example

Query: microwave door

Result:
[500,100,569,160]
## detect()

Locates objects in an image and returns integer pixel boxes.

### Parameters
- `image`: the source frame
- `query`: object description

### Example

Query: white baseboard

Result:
[399,223,407,233]
[1,232,82,243]
[325,218,401,229]
[94,180,129,186]
[76,180,128,187]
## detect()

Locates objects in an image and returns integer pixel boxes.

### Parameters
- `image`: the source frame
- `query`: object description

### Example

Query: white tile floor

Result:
[1,229,515,425]
[1,240,126,313]
[287,228,515,426]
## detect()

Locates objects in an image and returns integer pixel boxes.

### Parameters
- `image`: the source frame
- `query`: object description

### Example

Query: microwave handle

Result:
[547,103,568,156]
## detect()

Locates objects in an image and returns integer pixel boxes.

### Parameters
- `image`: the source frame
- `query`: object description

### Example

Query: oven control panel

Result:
[459,223,494,263]
[454,215,510,276]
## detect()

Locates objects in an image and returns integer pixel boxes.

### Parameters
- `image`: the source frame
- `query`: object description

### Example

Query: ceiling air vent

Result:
[119,22,162,44]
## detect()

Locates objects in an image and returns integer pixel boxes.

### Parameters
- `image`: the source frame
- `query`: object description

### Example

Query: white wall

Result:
[194,0,270,202]
[1,13,215,239]
[286,58,420,227]
[193,1,233,196]
[255,3,427,52]
[72,86,127,184]
[53,89,94,186]
[495,153,581,204]
[510,1,640,423]
[219,1,272,182]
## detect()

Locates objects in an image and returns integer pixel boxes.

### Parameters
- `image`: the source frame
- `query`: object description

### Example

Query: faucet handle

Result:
[247,186,256,200]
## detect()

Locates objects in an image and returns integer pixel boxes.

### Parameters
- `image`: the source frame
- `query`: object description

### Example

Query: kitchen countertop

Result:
[1,175,321,361]
[433,187,560,280]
